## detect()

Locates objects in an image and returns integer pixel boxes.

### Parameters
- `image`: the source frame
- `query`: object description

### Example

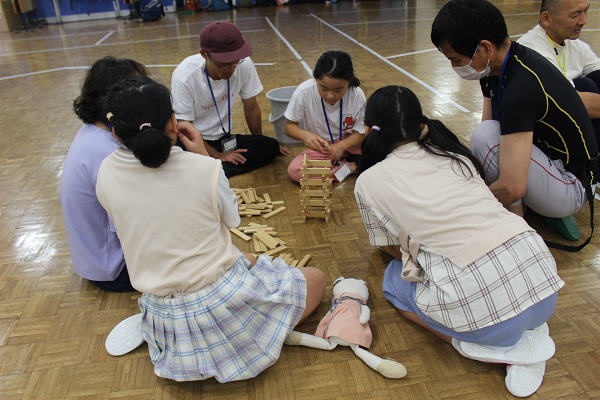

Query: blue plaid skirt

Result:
[138,255,307,382]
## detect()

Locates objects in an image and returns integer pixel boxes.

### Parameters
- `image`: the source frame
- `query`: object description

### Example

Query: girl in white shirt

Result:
[355,86,564,397]
[97,76,326,383]
[284,50,366,182]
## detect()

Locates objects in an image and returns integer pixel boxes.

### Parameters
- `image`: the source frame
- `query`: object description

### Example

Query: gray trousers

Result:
[470,120,588,218]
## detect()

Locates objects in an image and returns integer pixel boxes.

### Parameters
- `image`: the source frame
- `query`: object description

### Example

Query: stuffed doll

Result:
[285,277,407,379]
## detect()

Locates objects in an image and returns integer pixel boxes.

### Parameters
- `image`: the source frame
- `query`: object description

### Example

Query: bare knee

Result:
[297,267,326,324]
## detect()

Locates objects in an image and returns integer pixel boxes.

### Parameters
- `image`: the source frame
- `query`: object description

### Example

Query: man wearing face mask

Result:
[431,0,598,245]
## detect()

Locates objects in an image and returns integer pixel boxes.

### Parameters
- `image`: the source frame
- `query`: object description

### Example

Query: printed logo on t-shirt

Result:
[343,115,354,132]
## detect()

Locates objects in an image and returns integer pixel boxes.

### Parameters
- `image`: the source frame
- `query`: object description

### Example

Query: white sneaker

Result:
[105,313,145,356]
[455,330,555,365]
[505,361,546,397]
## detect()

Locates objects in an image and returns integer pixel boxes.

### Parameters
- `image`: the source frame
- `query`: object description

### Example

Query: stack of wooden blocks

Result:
[299,154,332,222]
[230,222,312,267]
[232,187,287,219]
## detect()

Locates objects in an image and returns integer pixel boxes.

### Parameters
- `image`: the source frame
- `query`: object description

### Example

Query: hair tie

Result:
[139,122,152,130]
[371,125,381,132]
[421,115,429,124]
[106,112,113,121]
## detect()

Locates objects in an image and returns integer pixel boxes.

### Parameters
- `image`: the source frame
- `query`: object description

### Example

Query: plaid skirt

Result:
[138,255,307,382]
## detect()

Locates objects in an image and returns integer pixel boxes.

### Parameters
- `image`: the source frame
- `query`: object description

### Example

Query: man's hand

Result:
[218,149,248,165]
[176,121,208,156]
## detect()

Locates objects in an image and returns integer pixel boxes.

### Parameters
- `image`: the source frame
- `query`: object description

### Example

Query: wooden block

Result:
[300,179,332,187]
[229,228,252,242]
[253,235,262,253]
[247,189,256,203]
[264,245,287,256]
[248,222,269,228]
[262,206,286,219]
[304,159,331,167]
[256,196,264,203]
[301,167,331,175]
[290,260,299,268]
[240,191,252,204]
[301,199,332,207]
[296,254,311,268]
[242,227,275,234]
[259,239,268,252]
[263,193,272,204]
[254,229,279,249]
[239,209,262,216]
[271,200,285,205]
[245,203,268,210]
[275,237,286,246]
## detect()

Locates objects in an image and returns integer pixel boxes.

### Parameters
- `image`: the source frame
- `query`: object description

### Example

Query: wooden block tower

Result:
[300,154,332,222]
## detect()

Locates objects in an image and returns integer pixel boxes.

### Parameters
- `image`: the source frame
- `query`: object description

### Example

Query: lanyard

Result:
[546,35,567,76]
[205,68,231,136]
[493,48,512,121]
[321,98,343,143]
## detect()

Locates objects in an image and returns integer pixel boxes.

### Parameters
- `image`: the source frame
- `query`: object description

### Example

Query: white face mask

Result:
[453,44,491,80]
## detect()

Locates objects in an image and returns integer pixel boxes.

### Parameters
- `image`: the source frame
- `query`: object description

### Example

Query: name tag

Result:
[221,135,237,153]
[334,163,352,182]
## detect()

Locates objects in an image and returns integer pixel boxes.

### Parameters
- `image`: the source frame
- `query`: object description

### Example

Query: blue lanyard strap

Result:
[321,98,343,143]
[493,48,512,121]
[205,68,231,136]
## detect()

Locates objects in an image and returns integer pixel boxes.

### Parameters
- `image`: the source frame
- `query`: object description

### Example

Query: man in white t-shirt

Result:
[172,21,282,177]
[517,0,600,141]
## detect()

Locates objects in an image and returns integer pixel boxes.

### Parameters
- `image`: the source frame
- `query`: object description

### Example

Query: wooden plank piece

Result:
[229,228,252,242]
[262,206,286,219]
[296,254,312,268]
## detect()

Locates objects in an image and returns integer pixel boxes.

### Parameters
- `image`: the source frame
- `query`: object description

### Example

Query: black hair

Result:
[73,56,149,125]
[431,0,508,58]
[540,0,560,13]
[104,76,173,168]
[313,50,360,87]
[359,86,484,179]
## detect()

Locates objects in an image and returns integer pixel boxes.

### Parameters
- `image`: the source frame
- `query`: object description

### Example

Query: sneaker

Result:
[505,361,546,397]
[455,330,555,365]
[544,215,580,241]
[105,313,145,356]
[532,322,549,336]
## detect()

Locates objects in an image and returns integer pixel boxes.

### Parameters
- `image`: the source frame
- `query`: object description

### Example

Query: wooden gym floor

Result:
[1,0,600,398]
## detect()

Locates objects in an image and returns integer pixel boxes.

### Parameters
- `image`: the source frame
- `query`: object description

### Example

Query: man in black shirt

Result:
[432,0,597,242]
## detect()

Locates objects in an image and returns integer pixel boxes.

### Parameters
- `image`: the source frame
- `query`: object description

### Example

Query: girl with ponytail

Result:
[97,76,325,383]
[284,50,366,182]
[355,86,563,395]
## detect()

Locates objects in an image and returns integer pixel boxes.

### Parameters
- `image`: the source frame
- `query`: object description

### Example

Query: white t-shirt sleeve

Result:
[352,88,367,134]
[171,68,196,122]
[238,58,263,100]
[217,168,241,228]
[580,42,600,77]
[284,81,309,123]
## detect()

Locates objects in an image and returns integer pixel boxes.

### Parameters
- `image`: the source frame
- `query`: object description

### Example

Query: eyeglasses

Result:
[207,53,245,71]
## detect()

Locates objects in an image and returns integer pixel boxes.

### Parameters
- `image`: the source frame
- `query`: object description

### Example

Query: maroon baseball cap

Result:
[200,21,253,64]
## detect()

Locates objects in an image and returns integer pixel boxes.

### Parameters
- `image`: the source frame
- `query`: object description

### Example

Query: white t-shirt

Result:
[171,54,263,141]
[284,79,366,142]
[517,24,600,83]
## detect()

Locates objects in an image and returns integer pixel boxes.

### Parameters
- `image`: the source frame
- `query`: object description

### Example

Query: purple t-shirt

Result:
[59,124,124,281]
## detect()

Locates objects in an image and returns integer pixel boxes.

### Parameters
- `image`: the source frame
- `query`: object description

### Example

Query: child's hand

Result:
[303,132,329,154]
[328,142,347,161]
